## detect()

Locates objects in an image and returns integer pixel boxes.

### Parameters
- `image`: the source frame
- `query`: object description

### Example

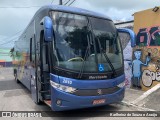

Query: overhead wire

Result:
[0,0,57,49]
[0,0,54,8]
[0,36,19,46]
[0,30,23,47]
[0,0,76,47]
[0,29,23,42]
[0,6,42,8]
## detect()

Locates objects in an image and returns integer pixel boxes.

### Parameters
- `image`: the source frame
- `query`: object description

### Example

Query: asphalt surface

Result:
[123,88,144,103]
[0,67,158,120]
[137,88,160,111]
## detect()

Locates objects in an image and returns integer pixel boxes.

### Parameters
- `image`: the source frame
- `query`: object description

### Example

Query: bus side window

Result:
[45,45,48,64]
[30,37,35,62]
[30,38,32,61]
[118,32,130,50]
[42,43,49,72]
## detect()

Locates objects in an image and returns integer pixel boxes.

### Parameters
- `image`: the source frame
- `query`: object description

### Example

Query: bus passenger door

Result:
[40,32,51,100]
[30,35,38,103]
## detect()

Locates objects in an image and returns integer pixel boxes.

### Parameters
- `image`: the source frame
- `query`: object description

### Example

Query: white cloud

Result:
[0,0,52,37]
[0,0,160,40]
[73,0,160,21]
[0,35,7,41]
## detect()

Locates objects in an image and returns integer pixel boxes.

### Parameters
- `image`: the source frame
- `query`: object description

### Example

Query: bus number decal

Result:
[62,79,72,85]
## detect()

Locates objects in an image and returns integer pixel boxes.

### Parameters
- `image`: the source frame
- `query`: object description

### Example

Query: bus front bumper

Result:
[51,87,125,111]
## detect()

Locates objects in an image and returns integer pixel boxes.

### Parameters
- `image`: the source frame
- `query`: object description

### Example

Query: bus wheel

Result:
[36,99,43,105]
[14,73,20,83]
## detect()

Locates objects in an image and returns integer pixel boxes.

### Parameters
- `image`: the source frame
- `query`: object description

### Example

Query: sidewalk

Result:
[123,88,144,103]
[123,84,160,111]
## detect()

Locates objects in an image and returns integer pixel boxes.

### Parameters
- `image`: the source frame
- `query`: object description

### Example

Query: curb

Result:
[131,84,160,105]
[121,101,156,111]
[120,84,160,111]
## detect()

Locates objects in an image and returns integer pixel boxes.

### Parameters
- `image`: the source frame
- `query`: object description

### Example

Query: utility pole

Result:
[59,0,63,5]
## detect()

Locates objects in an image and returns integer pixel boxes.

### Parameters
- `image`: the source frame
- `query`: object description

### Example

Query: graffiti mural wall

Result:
[132,6,160,91]
[132,26,160,91]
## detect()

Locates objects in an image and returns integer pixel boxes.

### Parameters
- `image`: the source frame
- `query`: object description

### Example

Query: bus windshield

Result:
[51,11,123,72]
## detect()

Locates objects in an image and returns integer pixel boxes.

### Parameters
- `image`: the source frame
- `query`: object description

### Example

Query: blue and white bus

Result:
[13,5,135,111]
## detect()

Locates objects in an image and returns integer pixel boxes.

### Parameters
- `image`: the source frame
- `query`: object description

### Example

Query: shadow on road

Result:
[39,104,123,118]
[0,67,134,118]
[0,80,24,91]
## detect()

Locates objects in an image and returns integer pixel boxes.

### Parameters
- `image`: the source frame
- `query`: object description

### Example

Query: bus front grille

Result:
[72,87,121,96]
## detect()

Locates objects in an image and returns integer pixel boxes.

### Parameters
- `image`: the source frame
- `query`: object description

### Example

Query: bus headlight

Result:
[50,81,77,93]
[117,81,125,88]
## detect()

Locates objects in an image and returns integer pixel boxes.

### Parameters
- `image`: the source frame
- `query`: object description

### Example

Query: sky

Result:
[0,0,160,48]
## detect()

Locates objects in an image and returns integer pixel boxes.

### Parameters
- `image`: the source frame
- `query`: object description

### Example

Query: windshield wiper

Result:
[97,36,117,77]
[78,17,96,79]
[113,32,120,55]
[78,33,92,79]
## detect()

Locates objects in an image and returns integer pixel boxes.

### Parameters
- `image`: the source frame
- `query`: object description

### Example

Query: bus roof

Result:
[37,5,112,21]
[19,5,112,38]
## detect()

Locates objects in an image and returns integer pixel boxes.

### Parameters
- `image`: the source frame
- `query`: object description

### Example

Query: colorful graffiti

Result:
[132,50,150,88]
[132,46,160,90]
[136,26,160,46]
[123,41,132,88]
[142,70,160,87]
[131,26,160,90]
[124,61,132,88]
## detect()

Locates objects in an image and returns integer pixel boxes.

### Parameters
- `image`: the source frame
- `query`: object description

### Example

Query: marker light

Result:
[50,81,77,93]
[117,81,125,88]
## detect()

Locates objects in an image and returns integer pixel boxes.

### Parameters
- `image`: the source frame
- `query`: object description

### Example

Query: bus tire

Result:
[14,73,20,83]
[36,99,43,105]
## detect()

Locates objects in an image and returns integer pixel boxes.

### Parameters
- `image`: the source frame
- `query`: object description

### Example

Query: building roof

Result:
[115,20,134,25]
[133,6,160,16]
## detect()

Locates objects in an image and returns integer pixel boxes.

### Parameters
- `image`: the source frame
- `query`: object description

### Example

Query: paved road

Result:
[137,88,160,111]
[0,67,158,120]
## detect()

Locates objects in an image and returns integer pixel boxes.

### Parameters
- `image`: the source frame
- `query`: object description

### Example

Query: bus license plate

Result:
[93,99,105,105]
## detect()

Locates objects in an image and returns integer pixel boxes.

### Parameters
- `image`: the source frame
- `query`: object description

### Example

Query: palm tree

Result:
[10,47,15,60]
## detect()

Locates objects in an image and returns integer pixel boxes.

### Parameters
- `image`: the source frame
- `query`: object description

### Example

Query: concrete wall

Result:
[133,6,160,91]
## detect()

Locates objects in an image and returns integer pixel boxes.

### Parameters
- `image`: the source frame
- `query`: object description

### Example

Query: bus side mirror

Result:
[117,28,136,47]
[43,16,54,42]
